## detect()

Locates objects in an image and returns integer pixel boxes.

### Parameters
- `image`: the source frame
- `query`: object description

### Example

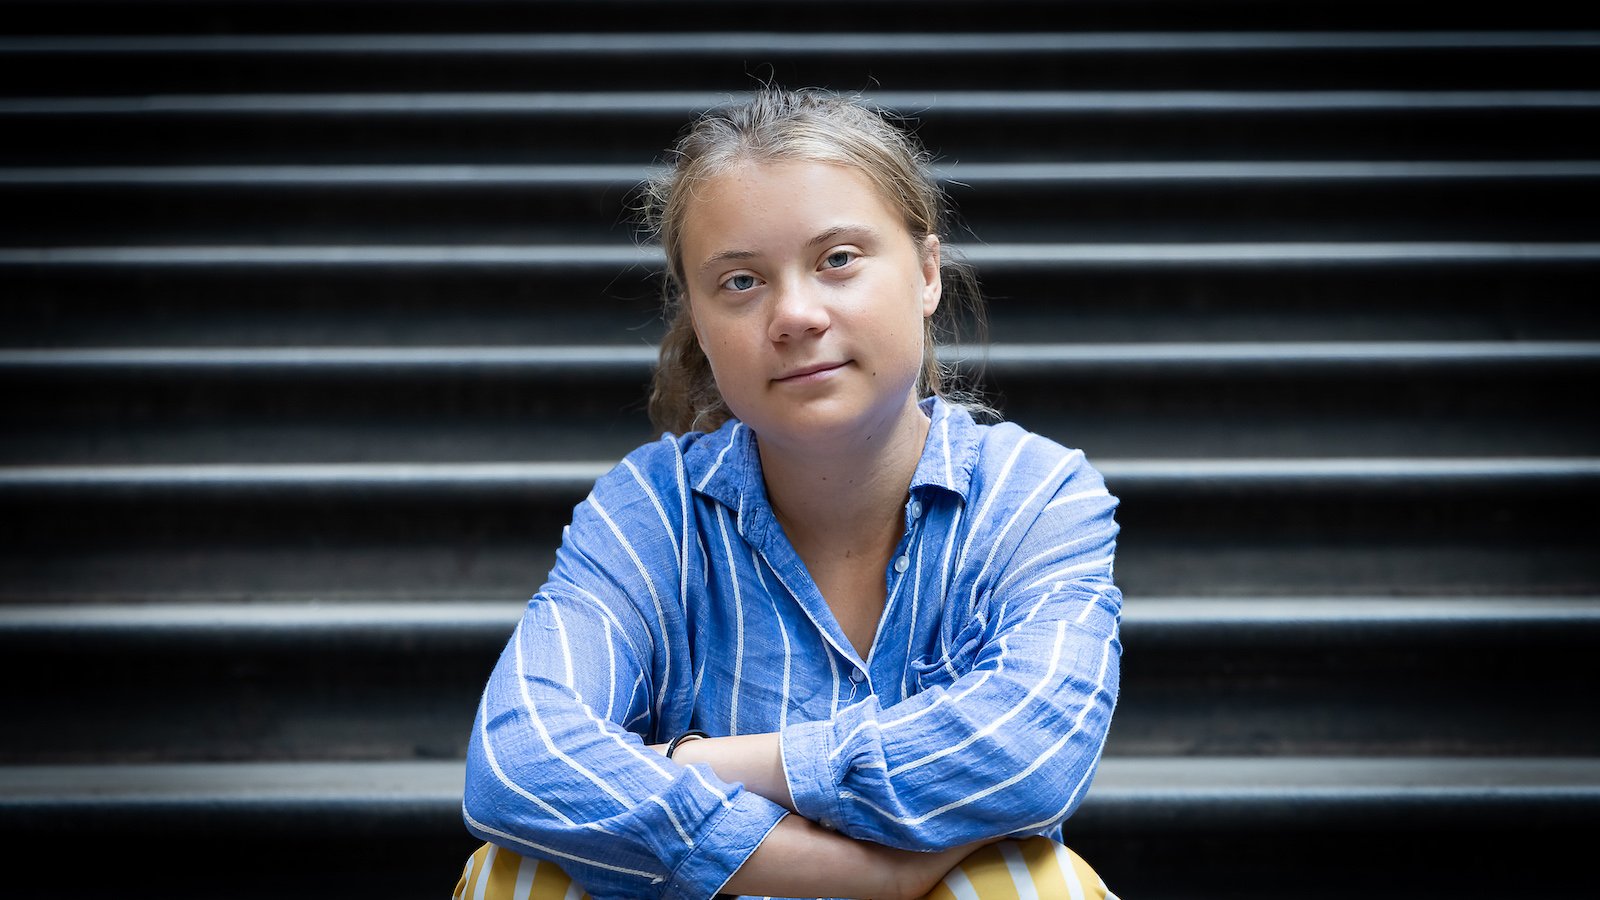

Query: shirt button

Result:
[910,500,924,519]
[893,555,909,573]
[849,668,866,684]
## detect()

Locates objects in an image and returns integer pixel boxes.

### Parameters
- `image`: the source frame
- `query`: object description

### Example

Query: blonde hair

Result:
[638,87,990,435]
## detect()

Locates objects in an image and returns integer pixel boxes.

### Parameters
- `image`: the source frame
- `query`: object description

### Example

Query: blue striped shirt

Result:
[463,396,1123,899]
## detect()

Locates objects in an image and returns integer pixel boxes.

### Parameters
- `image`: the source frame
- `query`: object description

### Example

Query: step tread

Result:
[4,457,1595,490]
[10,160,1600,184]
[7,243,1598,268]
[6,89,1600,115]
[4,596,1595,640]
[6,341,1597,368]
[4,756,1597,808]
[8,31,1600,55]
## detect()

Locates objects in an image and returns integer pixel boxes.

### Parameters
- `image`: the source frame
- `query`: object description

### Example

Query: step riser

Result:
[3,623,1596,763]
[5,107,1597,164]
[5,364,1595,461]
[8,0,1600,33]
[9,266,1600,347]
[9,43,1600,95]
[3,481,1594,599]
[6,177,1598,244]
[3,766,1595,900]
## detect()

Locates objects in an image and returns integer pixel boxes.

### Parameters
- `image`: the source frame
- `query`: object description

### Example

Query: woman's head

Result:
[640,87,986,435]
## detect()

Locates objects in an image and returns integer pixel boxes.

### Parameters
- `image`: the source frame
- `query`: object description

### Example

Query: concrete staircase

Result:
[3,1,1598,896]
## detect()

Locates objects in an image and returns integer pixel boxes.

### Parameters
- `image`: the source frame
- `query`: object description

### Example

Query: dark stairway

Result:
[2,1,1599,897]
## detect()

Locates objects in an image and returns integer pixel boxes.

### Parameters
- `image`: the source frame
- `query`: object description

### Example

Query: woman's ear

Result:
[921,234,943,317]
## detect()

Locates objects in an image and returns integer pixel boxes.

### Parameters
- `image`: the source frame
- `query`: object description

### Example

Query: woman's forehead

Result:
[681,160,905,253]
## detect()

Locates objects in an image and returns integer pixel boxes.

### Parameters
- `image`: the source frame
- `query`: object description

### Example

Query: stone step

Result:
[5,31,1598,95]
[3,342,1595,463]
[3,90,1595,164]
[6,161,1598,245]
[2,597,1595,763]
[2,756,1595,898]
[7,246,1597,349]
[6,0,1597,34]
[2,458,1594,601]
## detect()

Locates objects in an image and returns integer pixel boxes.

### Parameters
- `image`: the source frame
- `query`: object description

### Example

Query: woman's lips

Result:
[775,361,847,383]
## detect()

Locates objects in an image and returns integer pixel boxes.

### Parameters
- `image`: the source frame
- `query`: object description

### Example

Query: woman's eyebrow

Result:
[695,226,882,275]
[808,225,880,248]
[696,248,760,275]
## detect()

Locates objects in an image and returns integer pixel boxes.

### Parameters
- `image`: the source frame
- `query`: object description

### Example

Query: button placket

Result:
[892,494,925,576]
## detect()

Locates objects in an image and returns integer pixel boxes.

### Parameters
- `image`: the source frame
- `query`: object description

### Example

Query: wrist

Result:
[875,848,910,900]
[665,729,708,761]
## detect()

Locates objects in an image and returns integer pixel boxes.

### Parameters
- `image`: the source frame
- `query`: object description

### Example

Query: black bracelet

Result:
[665,730,709,759]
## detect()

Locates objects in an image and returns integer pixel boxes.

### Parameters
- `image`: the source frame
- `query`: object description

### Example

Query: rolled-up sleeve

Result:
[781,449,1123,850]
[463,438,789,899]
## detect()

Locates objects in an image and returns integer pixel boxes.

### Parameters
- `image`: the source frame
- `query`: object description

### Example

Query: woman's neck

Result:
[757,402,930,554]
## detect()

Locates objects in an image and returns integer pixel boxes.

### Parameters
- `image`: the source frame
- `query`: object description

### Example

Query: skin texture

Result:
[668,159,976,898]
[681,159,940,461]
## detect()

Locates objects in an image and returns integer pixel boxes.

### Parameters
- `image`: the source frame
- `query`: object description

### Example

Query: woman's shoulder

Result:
[968,416,1107,494]
[919,397,1109,504]
[595,419,749,498]
[953,425,1118,553]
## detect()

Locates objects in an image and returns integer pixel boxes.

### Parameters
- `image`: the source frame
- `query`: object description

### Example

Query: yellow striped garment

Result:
[453,837,1117,900]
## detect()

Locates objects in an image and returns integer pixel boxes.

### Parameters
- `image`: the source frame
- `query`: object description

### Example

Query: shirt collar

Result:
[683,395,984,534]
[908,395,982,502]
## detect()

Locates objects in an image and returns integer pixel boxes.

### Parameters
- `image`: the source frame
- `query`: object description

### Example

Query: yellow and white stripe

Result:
[453,841,591,900]
[924,837,1117,900]
[456,837,1115,900]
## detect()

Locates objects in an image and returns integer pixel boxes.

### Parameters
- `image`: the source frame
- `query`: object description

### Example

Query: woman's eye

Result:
[823,250,854,269]
[724,273,758,291]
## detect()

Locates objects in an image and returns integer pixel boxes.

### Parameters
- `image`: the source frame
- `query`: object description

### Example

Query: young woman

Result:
[456,88,1123,900]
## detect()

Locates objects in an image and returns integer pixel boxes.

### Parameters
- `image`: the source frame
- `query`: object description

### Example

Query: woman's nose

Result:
[767,280,831,342]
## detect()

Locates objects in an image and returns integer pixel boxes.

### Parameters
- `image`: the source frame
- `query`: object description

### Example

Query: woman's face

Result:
[679,158,941,452]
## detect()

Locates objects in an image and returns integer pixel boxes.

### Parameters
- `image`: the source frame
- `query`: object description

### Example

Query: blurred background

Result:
[2,0,1598,896]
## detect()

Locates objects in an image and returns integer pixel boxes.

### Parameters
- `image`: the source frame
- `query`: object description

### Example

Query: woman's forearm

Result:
[661,732,794,809]
[720,814,980,900]
[654,734,975,899]
[721,814,893,898]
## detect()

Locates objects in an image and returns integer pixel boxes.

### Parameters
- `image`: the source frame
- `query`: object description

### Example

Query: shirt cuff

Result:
[779,715,850,832]
[662,785,788,900]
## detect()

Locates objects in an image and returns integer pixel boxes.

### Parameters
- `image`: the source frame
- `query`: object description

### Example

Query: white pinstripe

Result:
[885,620,1070,778]
[954,432,1030,585]
[715,505,745,734]
[648,794,695,846]
[966,451,1074,617]
[588,493,673,713]
[694,421,742,490]
[750,543,793,731]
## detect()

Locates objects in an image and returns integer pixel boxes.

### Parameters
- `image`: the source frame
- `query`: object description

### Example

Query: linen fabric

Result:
[462,396,1123,899]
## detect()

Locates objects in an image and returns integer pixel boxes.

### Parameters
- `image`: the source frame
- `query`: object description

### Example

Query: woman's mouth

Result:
[775,361,847,383]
